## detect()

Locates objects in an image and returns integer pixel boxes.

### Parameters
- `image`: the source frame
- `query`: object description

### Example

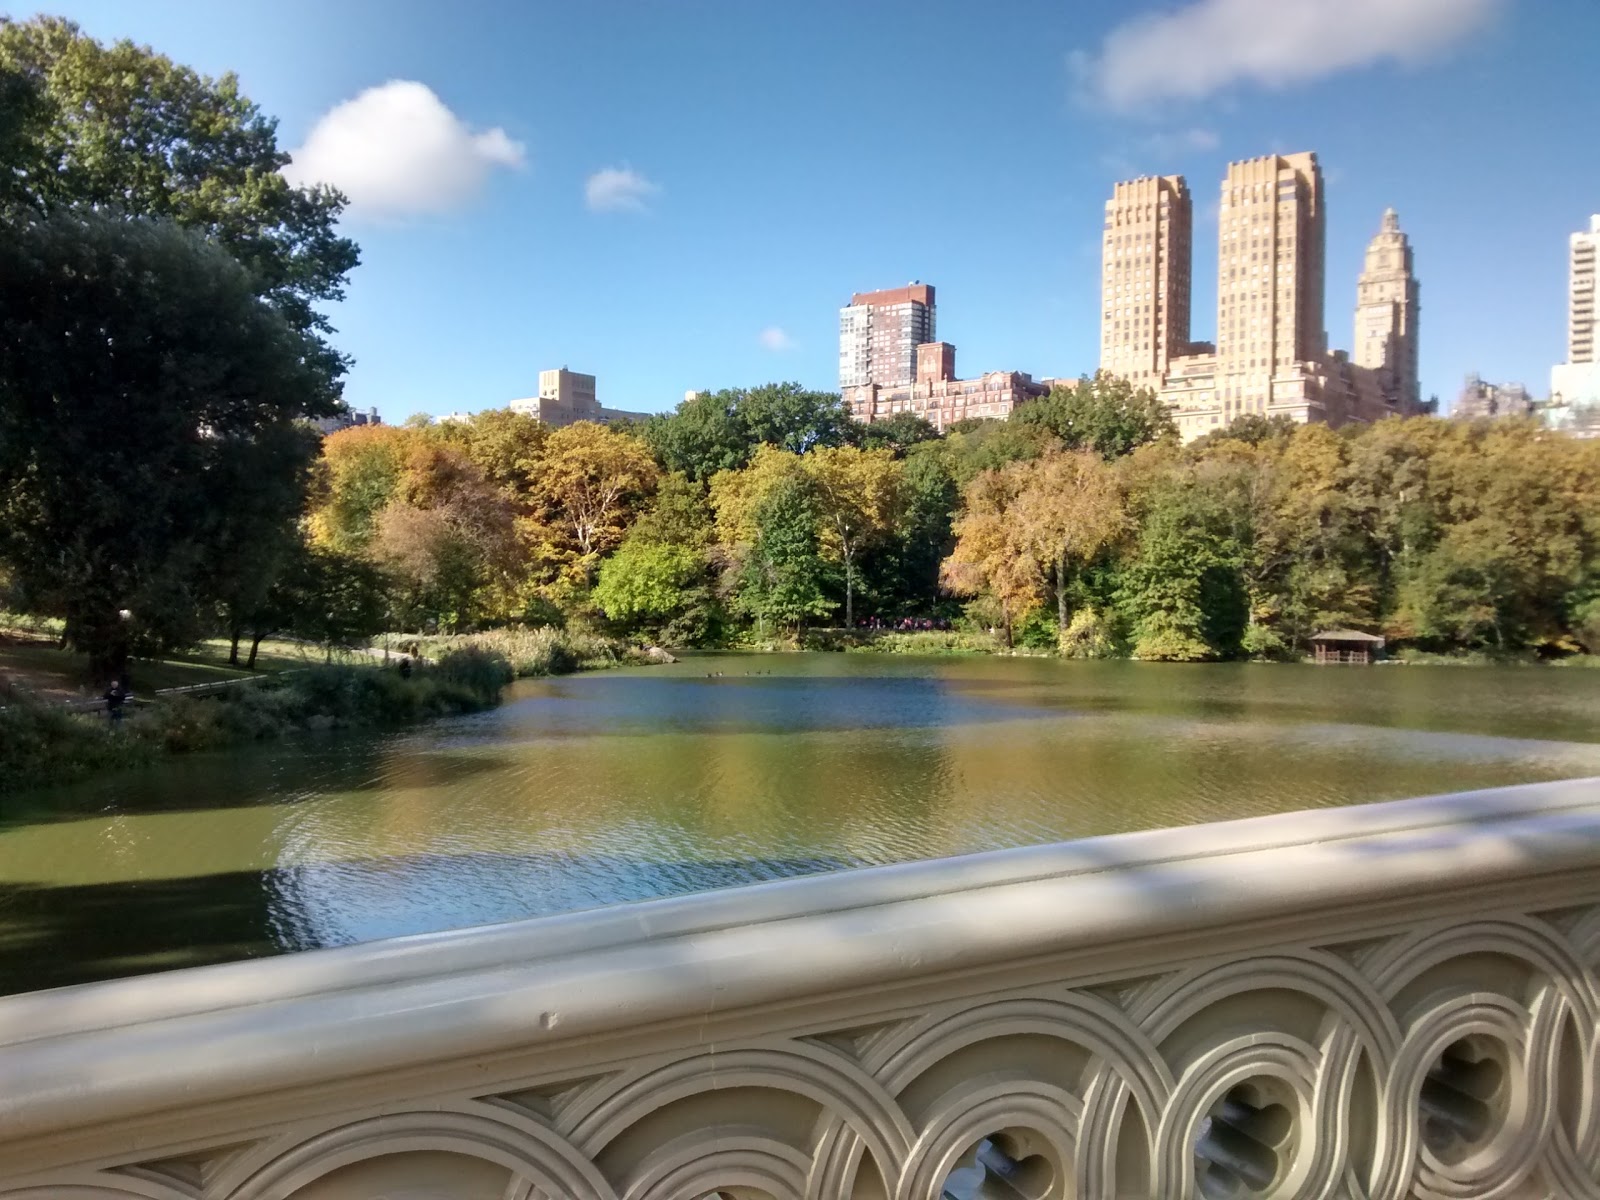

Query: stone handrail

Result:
[2,778,1599,1198]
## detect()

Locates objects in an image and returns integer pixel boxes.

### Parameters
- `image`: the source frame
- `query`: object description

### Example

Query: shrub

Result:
[0,659,514,795]
[434,645,515,698]
[0,698,156,789]
[1059,608,1120,659]
[411,627,624,678]
[1240,623,1292,662]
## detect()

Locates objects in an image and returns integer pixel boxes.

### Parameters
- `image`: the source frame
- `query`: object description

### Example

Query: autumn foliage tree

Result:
[524,422,660,597]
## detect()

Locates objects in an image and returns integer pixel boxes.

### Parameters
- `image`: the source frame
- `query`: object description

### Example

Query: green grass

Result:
[0,635,372,701]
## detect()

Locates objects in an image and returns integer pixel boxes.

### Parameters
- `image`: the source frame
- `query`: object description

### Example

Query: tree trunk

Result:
[1056,553,1069,631]
[229,627,242,667]
[844,550,855,629]
[247,633,266,671]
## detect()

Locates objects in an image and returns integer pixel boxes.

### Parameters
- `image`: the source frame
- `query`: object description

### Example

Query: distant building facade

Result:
[1354,209,1421,413]
[1548,215,1600,437]
[839,284,936,389]
[1100,175,1193,391]
[843,342,1054,430]
[1453,374,1533,420]
[1096,153,1422,441]
[312,405,382,436]
[509,368,649,428]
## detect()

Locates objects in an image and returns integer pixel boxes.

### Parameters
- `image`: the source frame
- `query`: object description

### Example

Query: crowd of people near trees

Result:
[2,16,1598,684]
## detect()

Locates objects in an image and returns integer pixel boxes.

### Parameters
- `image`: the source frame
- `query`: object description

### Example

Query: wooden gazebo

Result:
[1309,629,1386,664]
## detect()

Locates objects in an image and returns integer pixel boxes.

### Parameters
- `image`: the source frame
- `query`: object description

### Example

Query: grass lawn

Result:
[0,635,376,701]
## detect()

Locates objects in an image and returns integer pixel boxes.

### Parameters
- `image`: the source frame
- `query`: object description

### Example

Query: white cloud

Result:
[283,81,525,218]
[585,166,661,213]
[1080,0,1502,110]
[758,326,795,352]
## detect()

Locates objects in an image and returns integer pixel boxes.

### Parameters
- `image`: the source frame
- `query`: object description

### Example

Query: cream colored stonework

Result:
[1,779,1599,1198]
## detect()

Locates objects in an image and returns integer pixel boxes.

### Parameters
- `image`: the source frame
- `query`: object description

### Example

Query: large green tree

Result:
[0,211,337,680]
[0,16,358,380]
[642,383,858,480]
[736,476,835,634]
[1012,371,1176,460]
[642,390,752,482]
[738,382,856,455]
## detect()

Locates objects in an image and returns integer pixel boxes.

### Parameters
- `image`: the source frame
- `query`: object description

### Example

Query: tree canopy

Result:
[0,16,358,381]
[0,211,336,678]
[642,383,857,480]
[1012,371,1177,459]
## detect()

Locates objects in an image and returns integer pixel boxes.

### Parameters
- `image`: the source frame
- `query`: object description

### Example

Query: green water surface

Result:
[2,654,1597,994]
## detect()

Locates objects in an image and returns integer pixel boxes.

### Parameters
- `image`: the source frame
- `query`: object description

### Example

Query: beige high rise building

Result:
[1566,215,1597,366]
[1354,209,1421,413]
[1213,152,1326,416]
[1099,175,1193,389]
[507,368,648,428]
[1097,151,1419,440]
[1549,215,1600,435]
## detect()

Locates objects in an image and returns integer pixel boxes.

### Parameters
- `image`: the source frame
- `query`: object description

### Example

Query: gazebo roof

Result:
[1309,629,1386,644]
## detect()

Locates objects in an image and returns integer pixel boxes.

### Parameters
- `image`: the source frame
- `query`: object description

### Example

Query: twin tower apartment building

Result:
[1103,152,1423,437]
[841,152,1423,441]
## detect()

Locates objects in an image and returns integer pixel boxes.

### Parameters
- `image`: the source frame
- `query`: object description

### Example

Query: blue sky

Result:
[20,0,1600,419]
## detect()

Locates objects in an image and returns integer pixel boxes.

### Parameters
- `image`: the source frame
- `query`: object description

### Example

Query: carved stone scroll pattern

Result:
[9,909,1600,1200]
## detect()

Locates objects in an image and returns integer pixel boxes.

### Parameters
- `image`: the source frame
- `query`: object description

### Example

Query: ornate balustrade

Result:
[3,778,1600,1199]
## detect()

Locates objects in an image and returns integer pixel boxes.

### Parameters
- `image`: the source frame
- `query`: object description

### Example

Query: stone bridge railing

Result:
[2,778,1600,1199]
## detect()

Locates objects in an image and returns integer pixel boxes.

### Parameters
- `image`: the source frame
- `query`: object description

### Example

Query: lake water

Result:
[2,654,1597,994]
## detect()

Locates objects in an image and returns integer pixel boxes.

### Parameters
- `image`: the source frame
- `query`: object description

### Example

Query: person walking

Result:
[102,676,131,724]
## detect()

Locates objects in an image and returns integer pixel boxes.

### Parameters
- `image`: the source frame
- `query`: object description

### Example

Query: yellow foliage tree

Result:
[802,445,905,627]
[941,462,1044,644]
[523,422,659,593]
[1010,449,1129,632]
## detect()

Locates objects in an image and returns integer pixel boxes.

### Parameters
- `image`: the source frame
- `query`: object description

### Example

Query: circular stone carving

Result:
[1193,1077,1297,1199]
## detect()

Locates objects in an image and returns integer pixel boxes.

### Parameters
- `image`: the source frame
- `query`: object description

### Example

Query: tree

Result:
[940,419,1061,485]
[442,407,549,498]
[0,211,336,681]
[208,422,326,664]
[861,445,959,618]
[1190,412,1298,450]
[525,422,659,590]
[856,411,940,456]
[642,390,752,482]
[802,446,905,628]
[941,465,1046,645]
[0,17,358,378]
[735,475,835,634]
[1010,450,1130,633]
[278,545,389,660]
[1119,470,1249,661]
[594,473,720,643]
[707,444,808,549]
[309,424,417,554]
[1012,371,1176,459]
[372,443,518,631]
[738,382,856,455]
[593,540,704,630]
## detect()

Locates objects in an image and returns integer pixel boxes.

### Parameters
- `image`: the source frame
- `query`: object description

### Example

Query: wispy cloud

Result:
[758,326,795,352]
[1145,127,1220,156]
[1101,128,1220,182]
[585,166,661,213]
[1077,0,1502,111]
[283,81,525,219]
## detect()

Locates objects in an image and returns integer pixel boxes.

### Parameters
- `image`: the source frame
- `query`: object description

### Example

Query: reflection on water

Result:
[2,655,1598,993]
